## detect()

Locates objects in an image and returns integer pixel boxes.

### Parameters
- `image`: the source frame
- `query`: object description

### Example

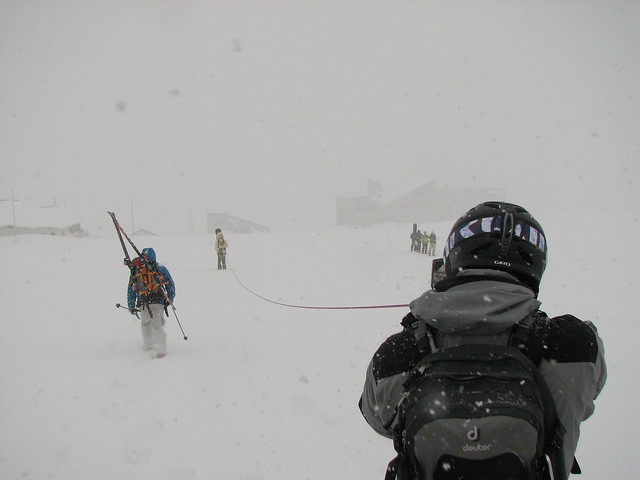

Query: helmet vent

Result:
[516,246,534,266]
[469,241,493,257]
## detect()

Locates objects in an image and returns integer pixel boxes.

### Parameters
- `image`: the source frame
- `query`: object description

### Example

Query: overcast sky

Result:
[1,0,638,233]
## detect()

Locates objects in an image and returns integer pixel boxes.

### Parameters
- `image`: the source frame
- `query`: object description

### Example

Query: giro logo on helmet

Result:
[494,260,511,266]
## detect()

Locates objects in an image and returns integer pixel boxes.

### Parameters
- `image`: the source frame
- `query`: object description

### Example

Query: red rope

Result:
[228,262,409,311]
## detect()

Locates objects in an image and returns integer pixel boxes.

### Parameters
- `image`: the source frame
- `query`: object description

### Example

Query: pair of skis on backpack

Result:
[108,211,188,341]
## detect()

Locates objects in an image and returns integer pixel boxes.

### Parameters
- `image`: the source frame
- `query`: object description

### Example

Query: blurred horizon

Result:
[2,1,638,234]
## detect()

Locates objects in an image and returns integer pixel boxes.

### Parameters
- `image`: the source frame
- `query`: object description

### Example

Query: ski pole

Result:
[116,303,140,318]
[158,281,188,341]
[168,303,188,340]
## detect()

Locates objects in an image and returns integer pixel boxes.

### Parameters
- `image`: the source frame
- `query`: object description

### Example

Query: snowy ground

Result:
[0,210,637,479]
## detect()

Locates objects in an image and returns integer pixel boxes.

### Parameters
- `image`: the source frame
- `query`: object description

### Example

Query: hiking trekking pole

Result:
[157,282,188,341]
[116,303,140,318]
[116,303,138,312]
[168,302,188,340]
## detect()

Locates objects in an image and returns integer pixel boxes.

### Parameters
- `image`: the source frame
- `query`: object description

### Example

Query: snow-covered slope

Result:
[0,212,636,479]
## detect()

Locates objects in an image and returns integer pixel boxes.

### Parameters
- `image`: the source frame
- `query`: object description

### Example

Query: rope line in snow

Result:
[227,261,410,311]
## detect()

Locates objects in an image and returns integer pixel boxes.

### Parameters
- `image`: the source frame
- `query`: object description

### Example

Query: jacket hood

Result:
[142,247,156,263]
[409,271,540,335]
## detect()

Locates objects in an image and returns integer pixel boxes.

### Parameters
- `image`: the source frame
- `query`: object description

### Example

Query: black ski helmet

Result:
[442,201,548,294]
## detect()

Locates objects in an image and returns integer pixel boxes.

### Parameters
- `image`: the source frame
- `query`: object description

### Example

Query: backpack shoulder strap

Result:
[381,314,438,432]
[509,310,549,366]
[510,311,535,346]
[510,311,568,478]
[401,312,438,355]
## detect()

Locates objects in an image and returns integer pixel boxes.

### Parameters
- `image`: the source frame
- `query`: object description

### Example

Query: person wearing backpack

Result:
[127,247,175,358]
[421,231,430,254]
[359,202,606,480]
[214,228,228,270]
[427,230,437,256]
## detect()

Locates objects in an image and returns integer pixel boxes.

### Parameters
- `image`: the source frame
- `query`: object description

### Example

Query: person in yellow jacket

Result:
[214,228,228,270]
[420,231,429,254]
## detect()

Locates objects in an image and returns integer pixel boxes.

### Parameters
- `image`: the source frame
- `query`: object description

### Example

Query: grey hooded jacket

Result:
[359,270,606,480]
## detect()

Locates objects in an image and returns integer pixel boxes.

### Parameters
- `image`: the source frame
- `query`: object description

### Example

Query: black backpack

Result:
[383,319,565,480]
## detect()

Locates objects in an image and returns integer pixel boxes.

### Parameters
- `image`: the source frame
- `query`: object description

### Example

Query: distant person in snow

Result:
[413,229,422,253]
[421,231,429,254]
[359,202,606,480]
[215,228,228,270]
[427,230,437,256]
[127,247,175,358]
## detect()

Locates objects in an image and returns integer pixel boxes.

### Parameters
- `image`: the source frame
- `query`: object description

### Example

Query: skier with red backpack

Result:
[359,202,606,480]
[127,247,176,358]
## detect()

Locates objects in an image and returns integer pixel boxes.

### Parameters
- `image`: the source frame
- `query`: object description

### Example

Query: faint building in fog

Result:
[206,212,270,234]
[0,200,86,237]
[336,180,506,226]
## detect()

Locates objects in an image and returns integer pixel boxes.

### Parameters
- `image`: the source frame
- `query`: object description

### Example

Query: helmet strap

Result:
[499,208,515,256]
